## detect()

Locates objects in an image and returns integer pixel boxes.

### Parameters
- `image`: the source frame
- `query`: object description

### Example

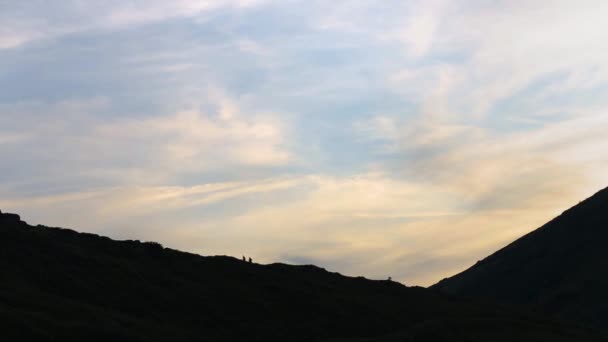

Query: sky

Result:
[1,0,608,286]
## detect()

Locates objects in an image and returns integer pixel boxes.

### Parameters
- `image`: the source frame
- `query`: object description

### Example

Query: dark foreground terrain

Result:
[434,186,608,332]
[0,204,606,341]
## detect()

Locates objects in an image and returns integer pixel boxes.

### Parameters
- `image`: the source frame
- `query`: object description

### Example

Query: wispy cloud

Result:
[0,0,269,49]
[0,94,291,190]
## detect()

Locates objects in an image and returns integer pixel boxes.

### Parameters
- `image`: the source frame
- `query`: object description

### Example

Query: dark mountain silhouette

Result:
[434,186,608,331]
[1,210,606,341]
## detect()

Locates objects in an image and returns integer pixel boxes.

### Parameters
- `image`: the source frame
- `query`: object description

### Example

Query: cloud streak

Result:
[0,0,270,49]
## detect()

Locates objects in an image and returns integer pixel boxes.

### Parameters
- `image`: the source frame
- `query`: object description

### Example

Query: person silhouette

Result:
[248,257,252,263]
[242,256,246,262]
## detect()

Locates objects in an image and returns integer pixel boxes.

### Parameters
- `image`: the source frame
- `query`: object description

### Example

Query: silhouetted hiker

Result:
[248,257,252,263]
[387,277,392,282]
[242,256,246,262]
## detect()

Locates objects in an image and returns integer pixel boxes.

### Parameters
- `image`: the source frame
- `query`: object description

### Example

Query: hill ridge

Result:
[1,208,606,341]
[433,186,608,331]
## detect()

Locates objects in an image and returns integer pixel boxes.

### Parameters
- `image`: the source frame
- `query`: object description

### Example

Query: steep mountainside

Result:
[0,211,604,341]
[434,187,608,331]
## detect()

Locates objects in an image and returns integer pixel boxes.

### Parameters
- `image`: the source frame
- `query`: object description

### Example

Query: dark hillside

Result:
[434,187,608,331]
[0,211,604,341]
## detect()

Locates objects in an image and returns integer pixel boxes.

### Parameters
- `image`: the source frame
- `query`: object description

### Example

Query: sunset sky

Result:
[2,0,608,285]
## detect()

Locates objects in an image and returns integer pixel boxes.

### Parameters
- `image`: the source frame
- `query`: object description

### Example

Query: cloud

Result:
[382,1,608,122]
[96,108,290,171]
[0,132,29,145]
[0,177,302,228]
[0,93,291,190]
[2,107,607,286]
[0,0,269,49]
[1,160,592,287]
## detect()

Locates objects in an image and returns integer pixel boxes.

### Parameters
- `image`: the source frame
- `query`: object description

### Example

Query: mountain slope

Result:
[0,211,604,341]
[433,187,608,331]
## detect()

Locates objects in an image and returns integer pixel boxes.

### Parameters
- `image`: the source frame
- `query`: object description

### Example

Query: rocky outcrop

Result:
[0,211,22,224]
